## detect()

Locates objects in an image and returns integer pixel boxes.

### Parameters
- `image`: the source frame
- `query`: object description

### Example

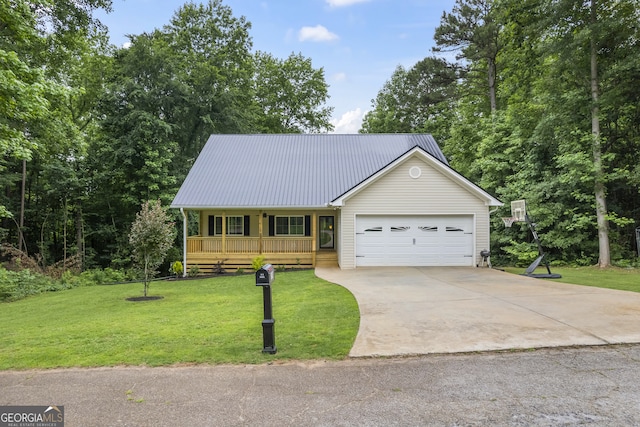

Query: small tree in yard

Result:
[129,200,176,297]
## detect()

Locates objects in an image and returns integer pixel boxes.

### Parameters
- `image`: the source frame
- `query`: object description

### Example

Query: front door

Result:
[319,216,335,249]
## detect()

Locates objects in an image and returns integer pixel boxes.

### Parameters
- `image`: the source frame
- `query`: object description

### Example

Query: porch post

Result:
[180,208,187,277]
[259,210,264,254]
[312,211,317,267]
[221,212,226,254]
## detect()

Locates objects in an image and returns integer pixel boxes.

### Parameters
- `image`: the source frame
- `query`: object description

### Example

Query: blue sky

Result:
[96,0,456,133]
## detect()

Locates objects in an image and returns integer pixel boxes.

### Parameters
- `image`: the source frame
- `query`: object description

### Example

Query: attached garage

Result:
[355,215,474,267]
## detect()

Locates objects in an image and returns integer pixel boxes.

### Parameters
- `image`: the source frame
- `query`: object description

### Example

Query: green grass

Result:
[503,266,640,293]
[0,270,359,370]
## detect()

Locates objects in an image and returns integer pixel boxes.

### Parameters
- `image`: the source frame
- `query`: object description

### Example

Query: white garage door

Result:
[355,215,474,267]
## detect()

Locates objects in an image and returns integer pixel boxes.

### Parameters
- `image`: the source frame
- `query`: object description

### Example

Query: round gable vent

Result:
[409,166,422,179]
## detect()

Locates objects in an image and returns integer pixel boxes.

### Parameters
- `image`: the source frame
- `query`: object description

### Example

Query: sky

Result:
[95,0,456,133]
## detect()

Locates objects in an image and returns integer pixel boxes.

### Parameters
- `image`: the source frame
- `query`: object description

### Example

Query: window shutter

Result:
[244,215,250,236]
[304,215,311,236]
[268,215,275,236]
[208,216,215,236]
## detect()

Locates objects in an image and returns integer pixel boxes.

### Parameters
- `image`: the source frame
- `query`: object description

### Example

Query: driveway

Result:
[315,267,640,357]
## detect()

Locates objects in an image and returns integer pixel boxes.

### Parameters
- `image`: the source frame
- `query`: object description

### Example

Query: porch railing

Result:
[187,236,313,254]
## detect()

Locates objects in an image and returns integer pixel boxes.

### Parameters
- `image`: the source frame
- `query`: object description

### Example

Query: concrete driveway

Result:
[315,267,640,357]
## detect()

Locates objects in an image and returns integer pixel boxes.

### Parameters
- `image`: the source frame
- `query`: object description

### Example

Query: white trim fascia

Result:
[330,147,503,207]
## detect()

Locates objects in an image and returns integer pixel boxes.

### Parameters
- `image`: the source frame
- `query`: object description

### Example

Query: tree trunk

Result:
[144,257,149,297]
[76,205,84,270]
[488,56,497,112]
[64,201,67,268]
[19,159,26,252]
[590,0,610,268]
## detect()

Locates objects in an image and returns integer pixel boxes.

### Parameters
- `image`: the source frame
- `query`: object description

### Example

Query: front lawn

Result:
[503,266,640,293]
[0,270,359,370]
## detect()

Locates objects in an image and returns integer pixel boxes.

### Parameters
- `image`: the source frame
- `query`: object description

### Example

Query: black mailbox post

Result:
[256,264,276,354]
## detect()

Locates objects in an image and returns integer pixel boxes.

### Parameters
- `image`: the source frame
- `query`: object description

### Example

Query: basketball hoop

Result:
[502,217,517,228]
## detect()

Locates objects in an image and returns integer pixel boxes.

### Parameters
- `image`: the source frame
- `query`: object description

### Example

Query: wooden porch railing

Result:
[187,236,313,254]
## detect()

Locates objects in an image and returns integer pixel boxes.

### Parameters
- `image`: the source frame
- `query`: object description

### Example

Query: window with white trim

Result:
[275,216,304,236]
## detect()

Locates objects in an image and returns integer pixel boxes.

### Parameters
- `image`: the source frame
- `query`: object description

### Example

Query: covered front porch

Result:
[180,209,338,274]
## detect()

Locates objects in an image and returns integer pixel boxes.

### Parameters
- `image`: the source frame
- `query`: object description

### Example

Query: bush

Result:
[171,261,184,277]
[0,267,138,303]
[0,268,60,302]
[188,264,200,277]
[251,255,265,271]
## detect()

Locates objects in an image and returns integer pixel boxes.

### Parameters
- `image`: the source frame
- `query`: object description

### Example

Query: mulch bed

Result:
[125,296,164,302]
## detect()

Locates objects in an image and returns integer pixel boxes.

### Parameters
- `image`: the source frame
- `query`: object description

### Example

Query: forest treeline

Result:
[1,0,333,271]
[362,0,640,266]
[1,0,639,273]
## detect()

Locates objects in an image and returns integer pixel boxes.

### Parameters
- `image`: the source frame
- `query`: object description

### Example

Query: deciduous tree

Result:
[129,200,176,297]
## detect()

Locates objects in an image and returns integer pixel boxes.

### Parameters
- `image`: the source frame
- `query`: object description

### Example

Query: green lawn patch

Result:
[503,266,640,293]
[0,270,359,370]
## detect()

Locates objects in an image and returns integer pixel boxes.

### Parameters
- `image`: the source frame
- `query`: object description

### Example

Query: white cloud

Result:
[326,0,370,7]
[333,72,347,82]
[330,108,365,134]
[122,41,132,49]
[298,25,339,42]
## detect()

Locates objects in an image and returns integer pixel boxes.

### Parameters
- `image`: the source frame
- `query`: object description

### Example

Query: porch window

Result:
[209,215,245,236]
[275,216,304,236]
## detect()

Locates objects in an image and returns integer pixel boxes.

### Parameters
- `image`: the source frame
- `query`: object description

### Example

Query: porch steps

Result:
[315,251,338,268]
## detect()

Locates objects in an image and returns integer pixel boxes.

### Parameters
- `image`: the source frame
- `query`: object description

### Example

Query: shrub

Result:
[251,255,265,271]
[0,267,59,302]
[171,261,184,277]
[188,264,200,277]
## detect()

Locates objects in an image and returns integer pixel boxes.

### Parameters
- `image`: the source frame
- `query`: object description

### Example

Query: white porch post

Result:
[180,208,187,277]
[221,212,226,254]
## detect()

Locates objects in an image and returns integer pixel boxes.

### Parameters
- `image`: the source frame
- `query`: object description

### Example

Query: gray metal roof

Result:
[171,134,449,208]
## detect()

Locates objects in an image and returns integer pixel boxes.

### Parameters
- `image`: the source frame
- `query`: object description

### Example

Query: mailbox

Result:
[255,263,276,354]
[255,264,275,286]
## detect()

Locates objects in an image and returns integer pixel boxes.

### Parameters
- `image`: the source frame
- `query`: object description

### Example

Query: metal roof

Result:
[171,134,449,208]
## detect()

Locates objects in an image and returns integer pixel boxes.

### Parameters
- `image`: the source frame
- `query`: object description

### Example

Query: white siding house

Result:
[171,134,502,272]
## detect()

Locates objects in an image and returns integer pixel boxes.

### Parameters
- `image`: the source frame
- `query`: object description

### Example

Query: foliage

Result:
[0,267,59,302]
[129,200,176,296]
[253,52,333,133]
[171,261,183,277]
[0,265,134,302]
[0,271,360,368]
[433,0,501,112]
[0,0,334,273]
[188,264,200,277]
[363,0,640,266]
[251,255,266,271]
[361,57,458,141]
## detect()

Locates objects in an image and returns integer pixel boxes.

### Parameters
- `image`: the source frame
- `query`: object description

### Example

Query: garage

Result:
[355,215,474,267]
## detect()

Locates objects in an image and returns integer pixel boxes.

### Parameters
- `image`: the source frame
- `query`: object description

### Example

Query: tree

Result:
[129,200,176,297]
[537,0,640,267]
[433,0,501,113]
[1,0,111,263]
[253,52,333,133]
[360,57,458,139]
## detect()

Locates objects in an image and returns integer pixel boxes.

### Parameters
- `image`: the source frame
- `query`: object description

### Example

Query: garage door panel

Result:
[356,215,473,267]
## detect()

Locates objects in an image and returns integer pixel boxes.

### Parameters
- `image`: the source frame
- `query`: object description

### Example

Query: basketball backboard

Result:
[511,199,526,222]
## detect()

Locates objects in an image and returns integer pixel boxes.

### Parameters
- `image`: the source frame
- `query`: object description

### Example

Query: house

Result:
[170,134,502,273]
